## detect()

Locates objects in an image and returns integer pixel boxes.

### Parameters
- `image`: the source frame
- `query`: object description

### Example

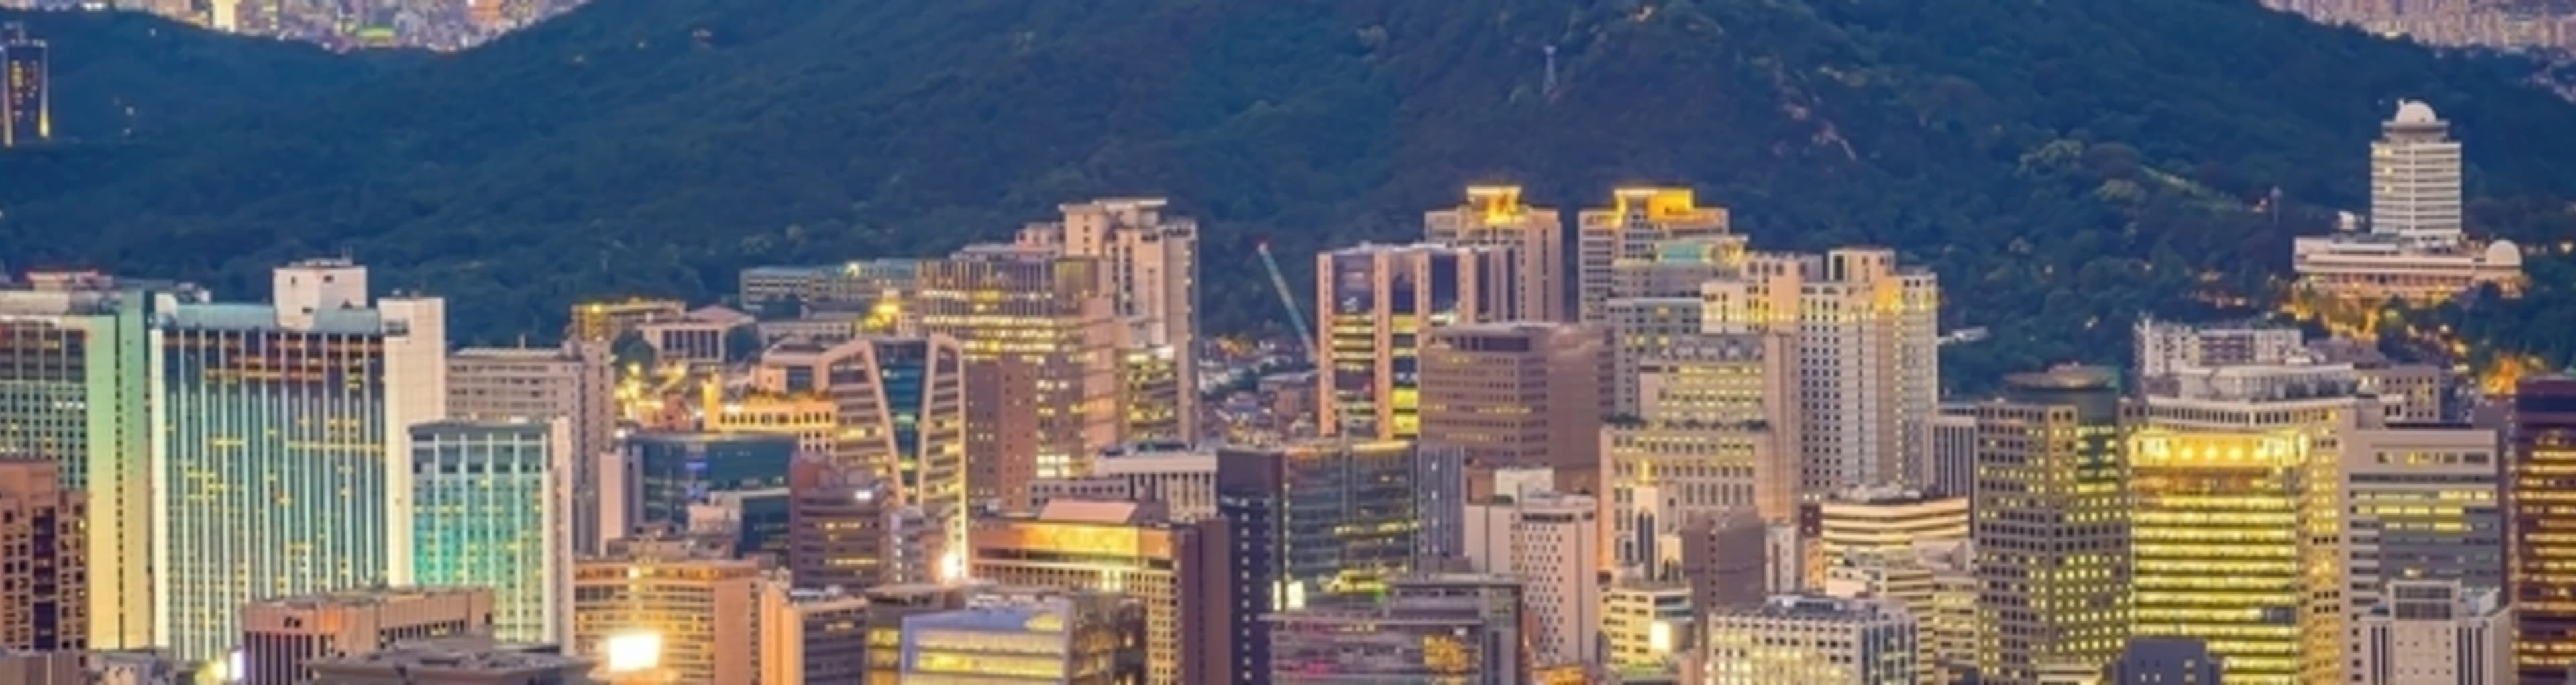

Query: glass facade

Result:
[0,282,158,648]
[623,432,796,533]
[2512,378,2576,680]
[409,420,566,644]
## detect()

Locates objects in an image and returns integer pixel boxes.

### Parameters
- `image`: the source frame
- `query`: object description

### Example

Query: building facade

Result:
[915,248,1124,511]
[1316,243,1522,439]
[1968,367,2129,684]
[1462,491,1597,667]
[238,587,495,685]
[1578,187,1731,323]
[571,543,759,685]
[2510,376,2576,680]
[1419,322,1605,494]
[2340,423,2504,631]
[1018,198,1202,443]
[1265,575,1526,685]
[756,584,867,685]
[1425,185,1564,322]
[1,23,45,148]
[1703,594,1915,684]
[2357,580,2510,685]
[0,458,81,652]
[755,335,967,570]
[894,588,1145,685]
[967,501,1230,685]
[1702,248,1939,492]
[446,343,615,554]
[408,419,574,644]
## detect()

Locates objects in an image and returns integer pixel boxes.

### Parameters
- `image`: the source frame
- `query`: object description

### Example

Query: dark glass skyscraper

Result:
[2511,376,2576,680]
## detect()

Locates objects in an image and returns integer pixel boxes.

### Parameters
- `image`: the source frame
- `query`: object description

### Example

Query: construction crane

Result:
[1256,240,1318,365]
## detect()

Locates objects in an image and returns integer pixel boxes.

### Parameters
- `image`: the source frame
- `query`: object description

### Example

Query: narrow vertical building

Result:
[1578,187,1731,323]
[1968,367,2128,684]
[2370,100,2465,246]
[0,23,47,148]
[447,343,616,554]
[2340,423,2505,637]
[757,583,868,685]
[0,458,81,652]
[2510,375,2576,681]
[1316,243,1522,439]
[916,248,1123,511]
[1426,185,1565,322]
[1419,321,1605,494]
[151,259,447,664]
[407,419,574,644]
[785,456,900,591]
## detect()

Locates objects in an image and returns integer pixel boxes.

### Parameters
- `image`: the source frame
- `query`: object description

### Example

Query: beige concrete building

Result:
[1816,487,1968,570]
[967,500,1231,685]
[2356,580,2511,684]
[916,247,1124,512]
[1426,185,1565,322]
[447,343,616,553]
[1018,198,1202,443]
[1601,235,1750,415]
[0,458,80,652]
[1603,333,1796,574]
[1420,321,1606,495]
[1315,243,1521,439]
[572,543,759,685]
[1705,594,1916,684]
[757,584,867,685]
[1703,248,1939,494]
[1578,187,1731,323]
[238,587,496,685]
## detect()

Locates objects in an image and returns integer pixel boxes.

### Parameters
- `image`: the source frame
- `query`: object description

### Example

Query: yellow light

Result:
[602,633,662,673]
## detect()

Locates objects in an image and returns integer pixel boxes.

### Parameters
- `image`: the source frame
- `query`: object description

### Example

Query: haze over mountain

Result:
[7,0,2576,388]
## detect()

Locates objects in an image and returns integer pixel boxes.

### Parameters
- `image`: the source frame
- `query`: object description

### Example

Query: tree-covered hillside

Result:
[5,0,2576,391]
[0,10,418,144]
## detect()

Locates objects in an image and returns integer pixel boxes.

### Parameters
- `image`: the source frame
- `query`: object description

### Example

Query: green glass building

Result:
[409,419,572,644]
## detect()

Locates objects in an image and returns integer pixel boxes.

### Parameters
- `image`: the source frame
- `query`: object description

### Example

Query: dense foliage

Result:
[0,10,417,145]
[5,0,2576,393]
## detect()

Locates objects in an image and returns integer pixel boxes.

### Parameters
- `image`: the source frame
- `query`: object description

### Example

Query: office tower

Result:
[861,584,967,684]
[757,583,867,685]
[407,419,574,645]
[784,456,898,590]
[1018,198,1202,443]
[2131,362,2370,685]
[1265,574,1527,685]
[1420,322,1605,494]
[1604,333,1795,575]
[1703,248,1939,492]
[566,297,684,345]
[895,588,1145,684]
[1459,491,1597,666]
[2355,580,2510,684]
[2371,100,2465,245]
[1679,509,1772,613]
[1315,243,1522,439]
[969,501,1231,685]
[2132,318,2306,392]
[1028,445,1216,521]
[755,335,967,569]
[1703,594,1916,684]
[2512,375,2576,681]
[238,587,495,685]
[1578,187,1731,323]
[0,458,80,652]
[1216,441,1463,684]
[1,23,44,147]
[1602,582,1692,676]
[152,259,447,664]
[1815,487,1968,570]
[612,432,794,541]
[1425,185,1564,321]
[0,273,186,650]
[2341,423,2504,630]
[572,542,759,685]
[305,643,595,684]
[1926,411,1977,498]
[1968,366,2127,684]
[1603,235,1750,415]
[916,248,1123,511]
[447,343,616,554]
[2102,638,2223,684]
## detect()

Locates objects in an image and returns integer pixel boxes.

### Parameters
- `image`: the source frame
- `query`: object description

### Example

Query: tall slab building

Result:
[1426,185,1565,322]
[1968,367,2129,684]
[150,259,447,663]
[0,23,46,148]
[2510,375,2576,681]
[446,344,615,554]
[1577,187,1731,323]
[1315,243,1521,440]
[1018,198,1201,443]
[916,247,1122,511]
[1704,248,1939,494]
[407,419,574,644]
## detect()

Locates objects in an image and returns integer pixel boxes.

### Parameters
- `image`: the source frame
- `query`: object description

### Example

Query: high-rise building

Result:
[1578,187,1731,323]
[1601,235,1750,415]
[894,588,1145,685]
[756,583,867,685]
[151,259,447,664]
[1420,322,1605,494]
[1703,594,1916,684]
[1028,445,1216,522]
[2356,580,2510,684]
[0,458,80,652]
[916,248,1124,511]
[755,334,967,570]
[447,343,616,554]
[1679,509,1774,613]
[2130,362,2369,685]
[1602,581,1692,678]
[0,272,178,649]
[2102,637,2223,684]
[784,456,902,590]
[2510,375,2576,680]
[1968,366,2128,684]
[2371,100,2464,246]
[1703,248,1939,492]
[407,419,574,645]
[1316,243,1523,439]
[572,541,759,685]
[2340,423,2504,637]
[1461,491,1599,666]
[1815,487,1968,571]
[1216,441,1464,684]
[238,587,495,685]
[611,432,796,541]
[1018,198,1201,443]
[968,500,1232,685]
[1425,185,1564,322]
[1603,333,1796,574]
[1265,574,1527,685]
[1,23,46,147]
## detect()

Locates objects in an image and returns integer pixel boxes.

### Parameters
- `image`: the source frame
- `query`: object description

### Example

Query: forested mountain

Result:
[0,9,418,144]
[6,0,2576,390]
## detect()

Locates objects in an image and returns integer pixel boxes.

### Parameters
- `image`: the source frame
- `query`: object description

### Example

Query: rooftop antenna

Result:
[1543,44,1559,97]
